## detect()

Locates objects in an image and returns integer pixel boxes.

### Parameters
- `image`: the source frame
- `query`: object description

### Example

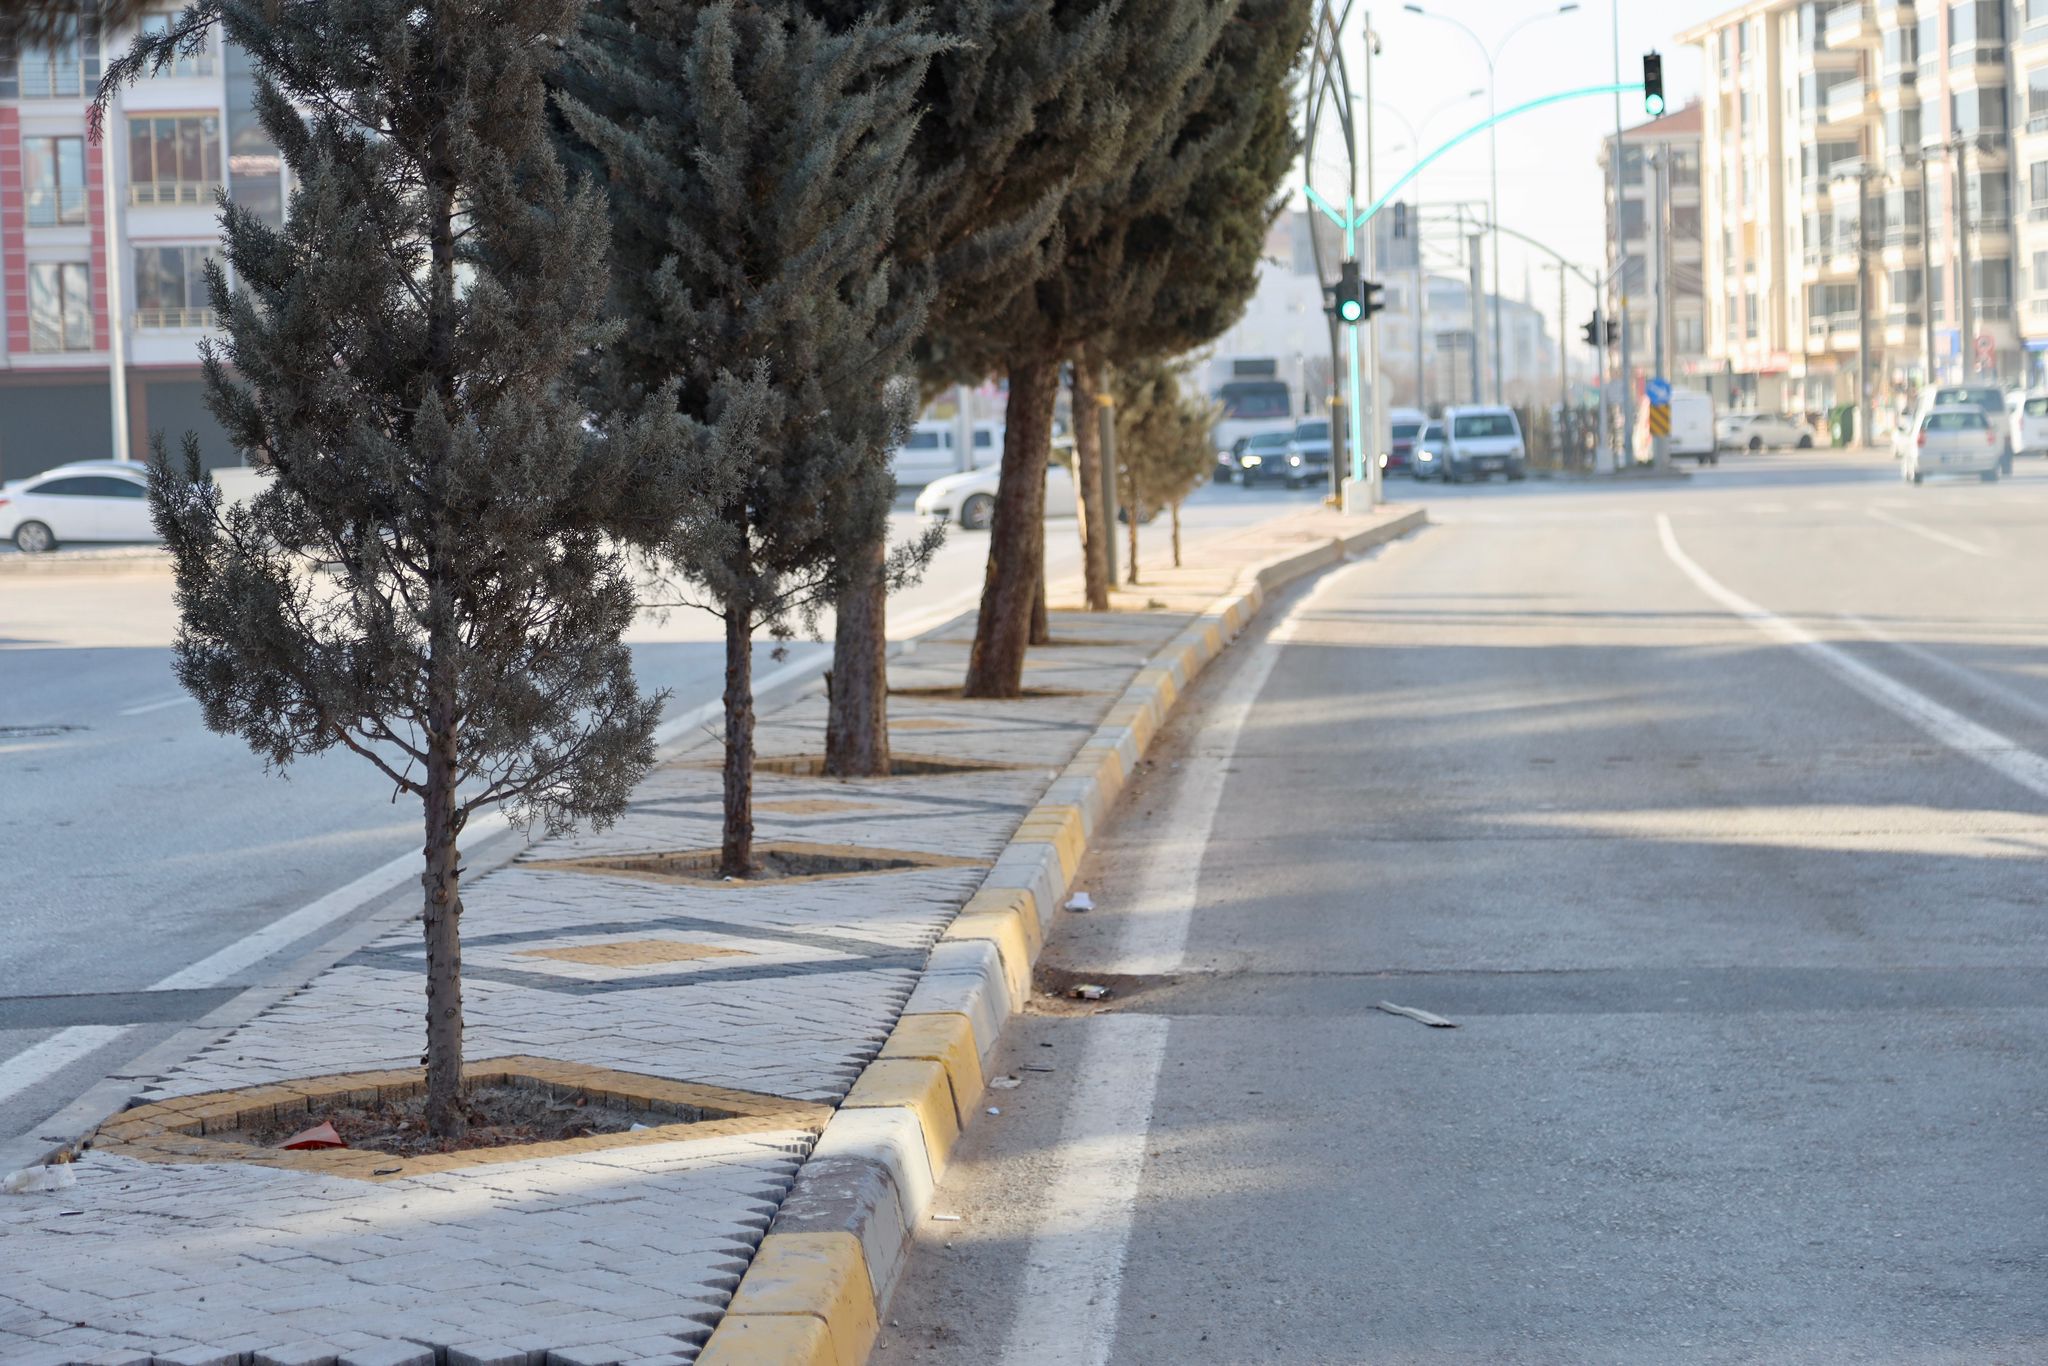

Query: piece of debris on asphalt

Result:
[1021,1064,1055,1073]
[278,1120,348,1150]
[1375,1000,1457,1028]
[930,1213,961,1222]
[1065,892,1095,912]
[1069,983,1110,1001]
[988,1075,1021,1089]
[372,1167,403,1176]
[986,1106,1001,1115]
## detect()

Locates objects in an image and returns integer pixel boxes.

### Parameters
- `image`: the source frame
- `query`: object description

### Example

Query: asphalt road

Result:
[0,484,1300,1150]
[873,451,2048,1365]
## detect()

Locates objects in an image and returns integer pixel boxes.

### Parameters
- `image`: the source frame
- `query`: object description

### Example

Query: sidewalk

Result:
[0,500,1424,1366]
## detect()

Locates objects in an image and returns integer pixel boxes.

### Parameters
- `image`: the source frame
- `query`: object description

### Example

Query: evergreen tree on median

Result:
[557,0,942,875]
[1115,357,1219,579]
[100,0,720,1138]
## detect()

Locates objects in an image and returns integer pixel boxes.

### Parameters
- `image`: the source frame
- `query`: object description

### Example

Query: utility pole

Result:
[1649,143,1666,469]
[1916,151,1936,386]
[1550,263,1569,465]
[1467,228,1484,406]
[1416,223,1428,409]
[1610,4,1632,467]
[1954,139,1974,379]
[102,82,130,463]
[1362,10,1382,507]
[1855,167,1873,448]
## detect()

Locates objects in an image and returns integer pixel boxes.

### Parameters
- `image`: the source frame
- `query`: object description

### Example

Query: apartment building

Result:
[1,11,278,481]
[1598,103,1709,398]
[2015,1,2048,383]
[1682,0,2027,422]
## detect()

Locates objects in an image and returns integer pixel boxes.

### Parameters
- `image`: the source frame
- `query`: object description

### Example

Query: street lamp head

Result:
[1403,3,1425,12]
[1557,2,1580,11]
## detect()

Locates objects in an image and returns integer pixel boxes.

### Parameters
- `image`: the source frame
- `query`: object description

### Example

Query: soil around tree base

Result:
[227,1082,678,1157]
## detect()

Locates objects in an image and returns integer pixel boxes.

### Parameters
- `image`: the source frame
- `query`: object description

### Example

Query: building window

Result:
[0,14,101,99]
[1950,87,2008,136]
[127,114,223,207]
[2031,0,2048,23]
[1675,315,1704,353]
[1890,269,1923,306]
[1971,258,2011,303]
[134,245,218,328]
[2032,252,2048,293]
[136,12,215,77]
[2033,161,2048,207]
[1745,290,1760,339]
[28,262,93,352]
[1971,174,2011,229]
[23,136,87,227]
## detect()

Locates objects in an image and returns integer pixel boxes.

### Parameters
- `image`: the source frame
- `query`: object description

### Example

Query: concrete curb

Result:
[0,548,174,576]
[696,505,1427,1365]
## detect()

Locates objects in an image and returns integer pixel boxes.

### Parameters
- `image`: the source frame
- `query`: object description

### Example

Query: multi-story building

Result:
[2013,0,2048,385]
[1,12,279,481]
[1599,103,1709,398]
[1682,0,2025,423]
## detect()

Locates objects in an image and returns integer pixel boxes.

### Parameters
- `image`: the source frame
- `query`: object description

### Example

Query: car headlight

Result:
[1288,454,1302,466]
[1378,453,1388,468]
[1417,449,1434,461]
[1509,446,1525,459]
[1241,454,1262,466]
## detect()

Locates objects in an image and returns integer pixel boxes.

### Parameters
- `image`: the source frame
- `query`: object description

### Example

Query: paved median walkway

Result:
[0,501,1412,1366]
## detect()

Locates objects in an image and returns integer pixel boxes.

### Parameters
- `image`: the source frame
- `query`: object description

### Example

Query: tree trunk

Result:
[1068,354,1111,611]
[721,599,755,876]
[1171,499,1183,567]
[1031,565,1050,645]
[824,535,889,777]
[420,654,466,1139]
[965,352,1056,697]
[1124,461,1140,585]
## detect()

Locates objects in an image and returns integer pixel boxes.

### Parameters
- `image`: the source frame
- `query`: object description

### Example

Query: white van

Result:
[1637,388,1717,463]
[889,420,1005,490]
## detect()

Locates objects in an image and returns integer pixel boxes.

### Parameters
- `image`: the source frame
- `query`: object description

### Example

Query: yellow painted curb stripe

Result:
[841,1058,961,1174]
[714,1232,877,1366]
[880,1012,985,1127]
[698,1312,835,1366]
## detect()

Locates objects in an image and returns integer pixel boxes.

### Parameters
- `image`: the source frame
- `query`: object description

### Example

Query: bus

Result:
[1209,355,1301,468]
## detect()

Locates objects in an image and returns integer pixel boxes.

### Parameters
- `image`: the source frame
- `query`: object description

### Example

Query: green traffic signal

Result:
[1643,51,1664,115]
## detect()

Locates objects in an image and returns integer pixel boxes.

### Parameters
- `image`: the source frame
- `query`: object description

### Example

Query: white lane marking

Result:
[1867,506,1990,557]
[117,693,194,716]
[1841,614,2048,726]
[1657,514,2048,802]
[1000,565,1345,1365]
[997,1014,1172,1366]
[0,1027,132,1113]
[0,810,511,1109]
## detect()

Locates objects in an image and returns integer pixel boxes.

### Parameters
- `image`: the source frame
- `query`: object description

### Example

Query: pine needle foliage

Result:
[99,0,713,1137]
[557,0,943,875]
[1115,357,1218,578]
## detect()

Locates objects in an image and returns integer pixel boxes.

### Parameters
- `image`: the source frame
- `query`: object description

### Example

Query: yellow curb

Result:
[715,1232,877,1366]
[939,889,1040,1003]
[1013,804,1086,882]
[840,1059,961,1171]
[698,1312,836,1366]
[880,1013,985,1126]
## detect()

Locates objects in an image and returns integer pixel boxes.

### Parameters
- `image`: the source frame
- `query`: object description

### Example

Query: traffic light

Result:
[1581,313,1602,348]
[1606,318,1621,346]
[1643,51,1664,116]
[1360,277,1385,319]
[1334,259,1364,323]
[1392,201,1408,239]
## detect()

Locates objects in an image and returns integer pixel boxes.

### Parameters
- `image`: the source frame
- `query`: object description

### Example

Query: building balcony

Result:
[1824,3,1879,49]
[133,307,218,331]
[1823,79,1878,126]
[1799,42,1863,73]
[1885,307,1923,327]
[130,181,223,209]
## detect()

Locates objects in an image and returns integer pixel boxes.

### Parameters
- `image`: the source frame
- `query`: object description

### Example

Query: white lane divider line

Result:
[1867,506,1990,557]
[117,694,194,717]
[1840,614,2048,726]
[1657,514,2048,802]
[1000,562,1352,1366]
[996,1013,1172,1366]
[0,809,511,1110]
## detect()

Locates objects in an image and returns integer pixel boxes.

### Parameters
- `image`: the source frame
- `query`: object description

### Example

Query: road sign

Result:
[1975,333,1996,362]
[1647,406,1671,437]
[1645,377,1671,406]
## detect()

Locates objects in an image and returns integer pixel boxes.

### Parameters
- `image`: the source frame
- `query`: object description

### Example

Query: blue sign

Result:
[1646,377,1671,406]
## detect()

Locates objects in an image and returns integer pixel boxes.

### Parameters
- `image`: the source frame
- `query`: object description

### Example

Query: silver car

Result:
[1903,405,2002,484]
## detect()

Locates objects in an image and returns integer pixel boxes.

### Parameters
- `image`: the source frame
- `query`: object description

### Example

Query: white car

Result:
[915,453,1076,531]
[0,461,158,552]
[890,419,1005,490]
[1715,411,1813,451]
[1902,405,2003,484]
[2009,393,2048,458]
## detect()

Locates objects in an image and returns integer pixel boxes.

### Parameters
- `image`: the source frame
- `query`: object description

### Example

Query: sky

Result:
[1303,0,1736,357]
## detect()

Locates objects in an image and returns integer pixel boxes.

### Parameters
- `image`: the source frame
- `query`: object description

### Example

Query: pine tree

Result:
[809,0,1125,774]
[4,0,141,49]
[558,0,941,875]
[100,0,712,1138]
[1115,357,1218,579]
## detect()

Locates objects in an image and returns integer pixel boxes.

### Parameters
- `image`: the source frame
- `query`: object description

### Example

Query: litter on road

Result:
[3,1164,76,1194]
[1069,983,1110,1001]
[1375,1000,1458,1028]
[989,1075,1021,1089]
[1065,892,1095,912]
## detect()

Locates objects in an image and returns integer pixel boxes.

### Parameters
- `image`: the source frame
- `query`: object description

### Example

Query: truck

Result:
[1208,355,1302,475]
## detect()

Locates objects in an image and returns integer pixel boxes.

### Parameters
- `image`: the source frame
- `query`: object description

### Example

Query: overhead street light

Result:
[1401,1,1580,404]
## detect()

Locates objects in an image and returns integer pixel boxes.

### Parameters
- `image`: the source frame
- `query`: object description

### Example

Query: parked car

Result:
[1234,429,1298,488]
[1715,411,1813,451]
[1386,406,1426,475]
[2010,393,2048,458]
[914,440,1075,530]
[0,462,157,553]
[1279,419,1332,488]
[1409,420,1447,481]
[1901,405,2003,484]
[1439,405,1527,482]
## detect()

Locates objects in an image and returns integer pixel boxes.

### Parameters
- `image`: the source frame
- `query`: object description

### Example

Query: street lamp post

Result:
[1402,2,1578,405]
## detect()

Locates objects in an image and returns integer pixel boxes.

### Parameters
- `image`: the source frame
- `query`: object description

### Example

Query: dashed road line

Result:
[1867,506,1990,557]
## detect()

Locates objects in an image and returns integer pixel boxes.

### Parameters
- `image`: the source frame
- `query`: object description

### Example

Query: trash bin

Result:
[1828,404,1855,447]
